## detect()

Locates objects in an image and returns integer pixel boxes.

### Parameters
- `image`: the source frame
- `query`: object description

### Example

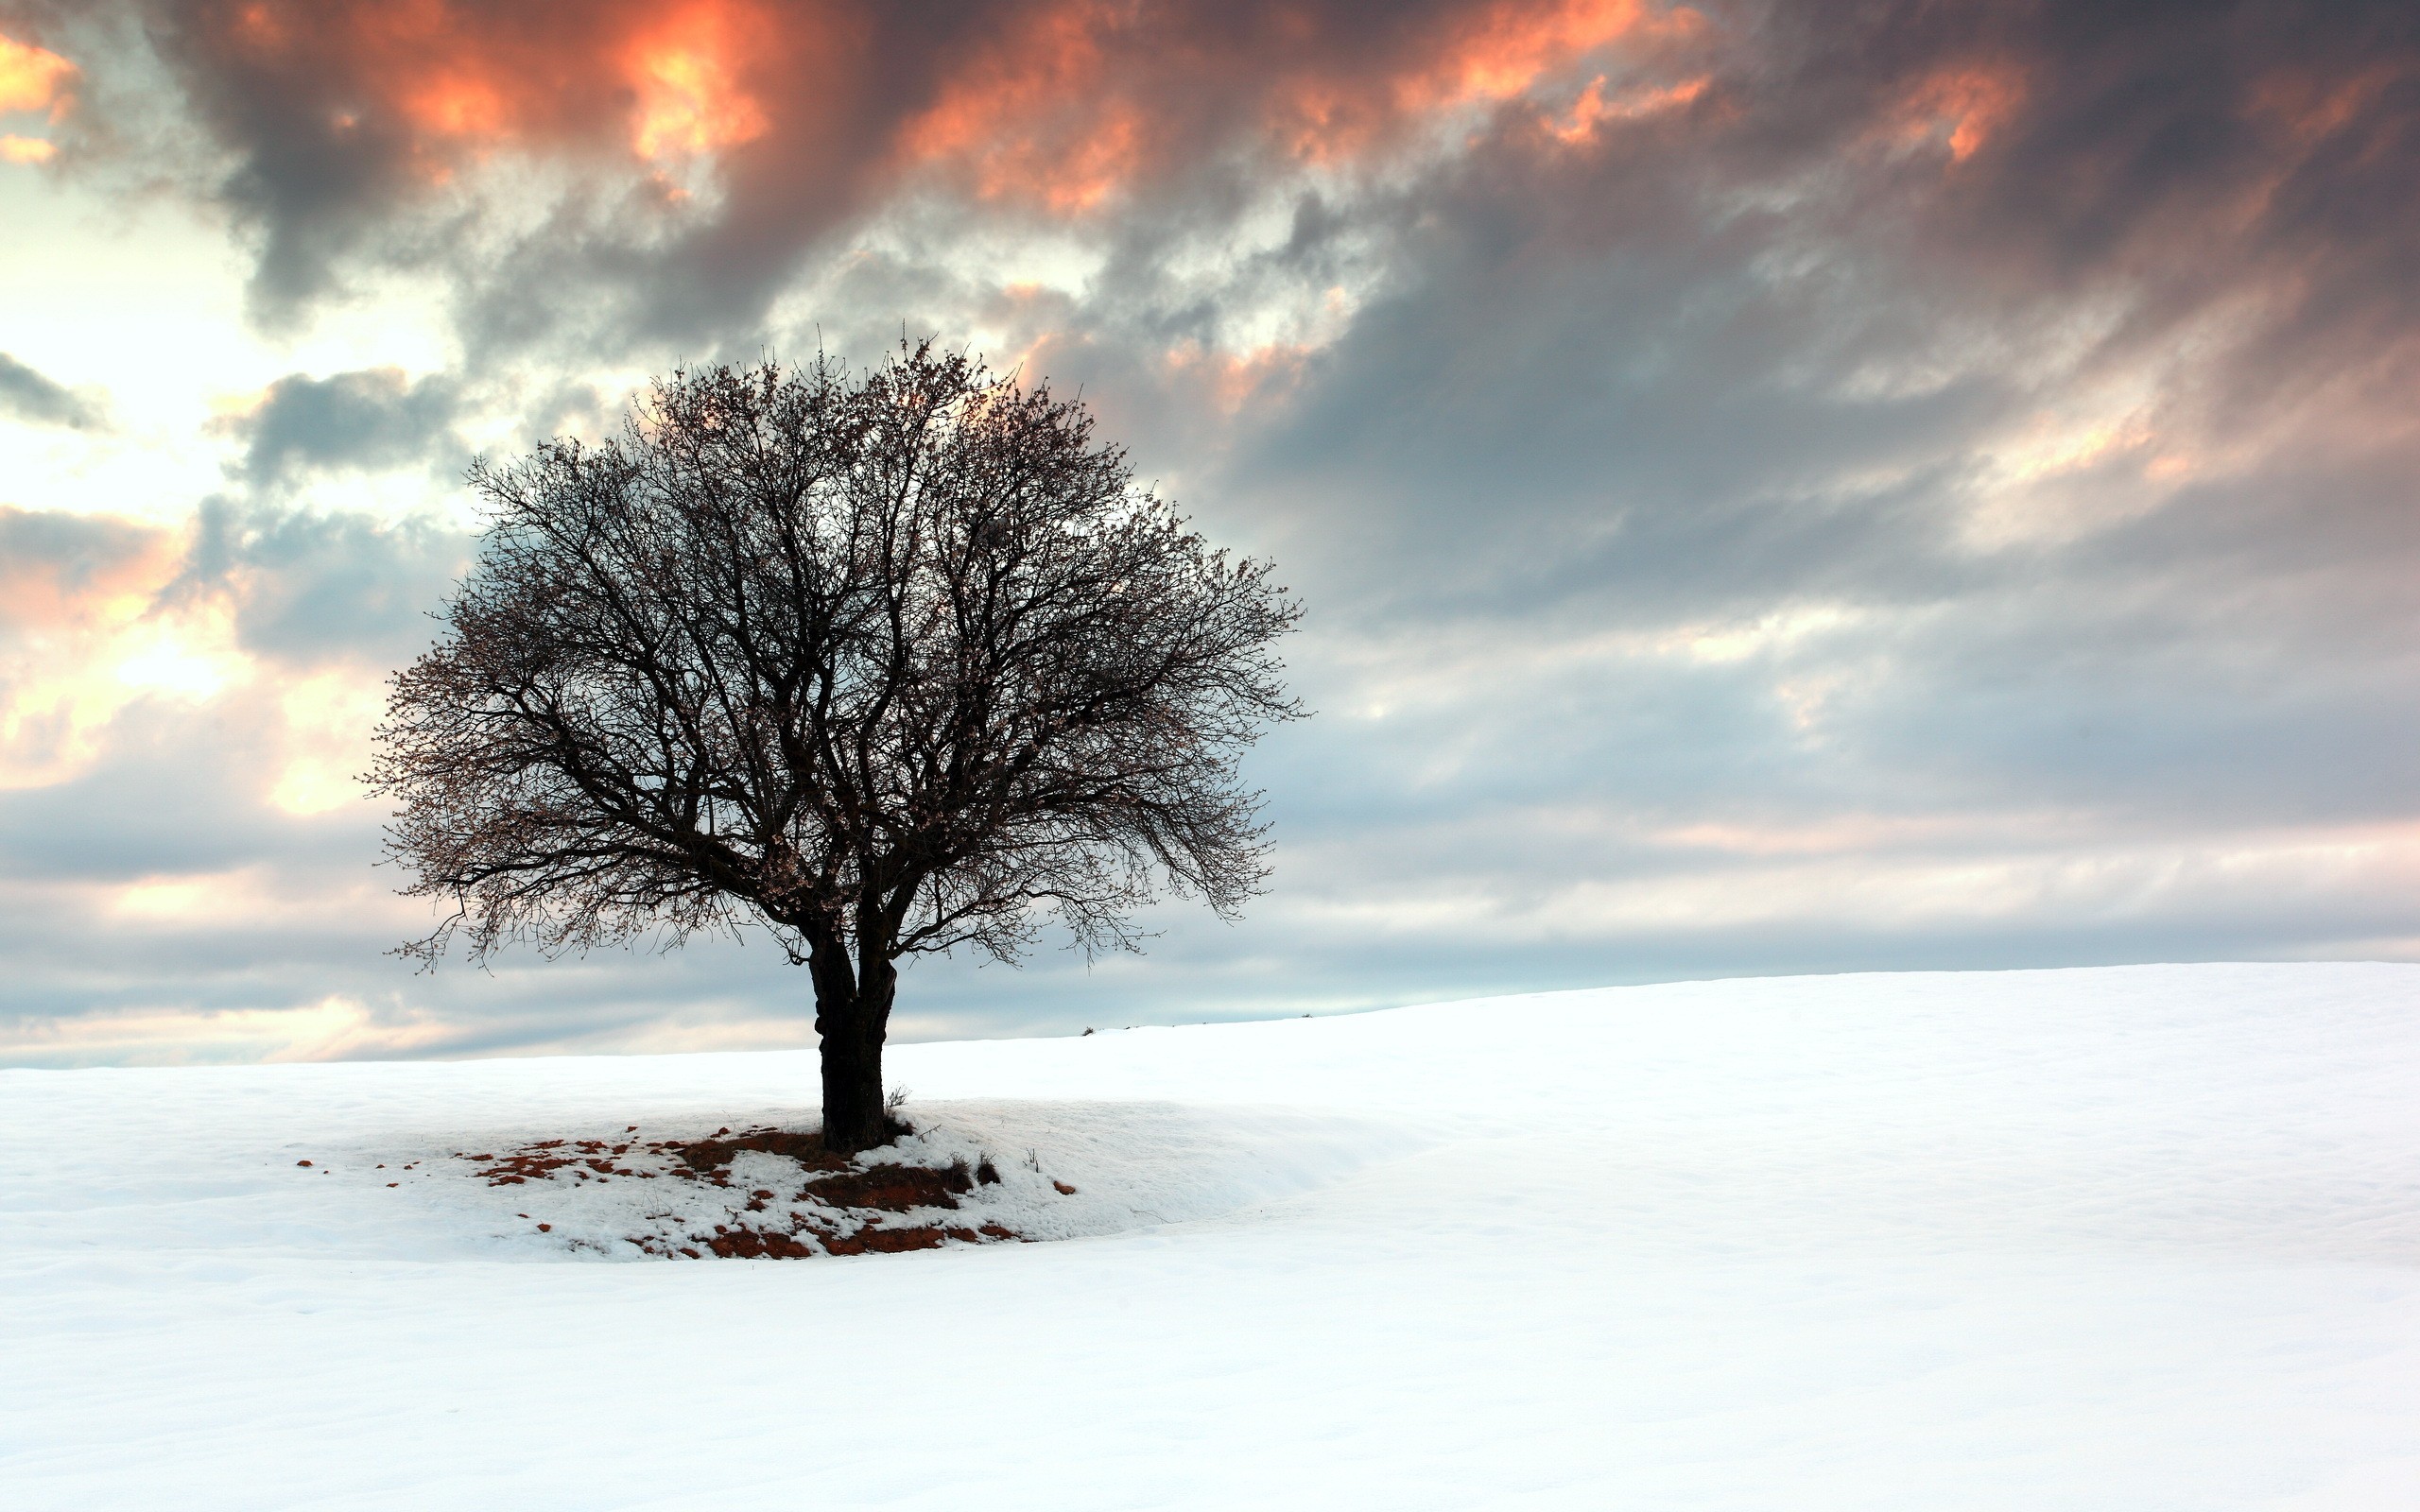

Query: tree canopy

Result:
[371,344,1302,1149]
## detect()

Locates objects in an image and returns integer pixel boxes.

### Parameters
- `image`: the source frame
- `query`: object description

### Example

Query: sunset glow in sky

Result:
[3,0,2417,1064]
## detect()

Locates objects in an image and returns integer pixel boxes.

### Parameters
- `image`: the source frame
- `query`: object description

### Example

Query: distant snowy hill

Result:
[6,964,2419,1509]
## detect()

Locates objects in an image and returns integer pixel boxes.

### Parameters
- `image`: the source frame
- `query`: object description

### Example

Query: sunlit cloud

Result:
[268,666,385,816]
[899,35,1151,215]
[0,27,75,163]
[1268,0,1697,163]
[626,5,771,165]
[1280,817,2420,946]
[1545,71,1709,143]
[1395,0,1689,113]
[1886,62,2027,164]
[0,991,450,1066]
[0,607,247,787]
[0,30,75,115]
[0,510,225,788]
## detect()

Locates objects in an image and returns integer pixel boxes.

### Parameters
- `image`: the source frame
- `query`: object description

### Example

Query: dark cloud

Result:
[1229,0,2414,576]
[216,368,464,486]
[0,351,104,430]
[12,0,1707,344]
[18,0,2400,370]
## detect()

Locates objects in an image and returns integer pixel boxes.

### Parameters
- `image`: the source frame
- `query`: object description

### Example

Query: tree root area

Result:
[450,1125,1028,1260]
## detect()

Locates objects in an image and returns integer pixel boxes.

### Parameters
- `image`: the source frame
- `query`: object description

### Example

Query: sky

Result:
[1,0,2416,1067]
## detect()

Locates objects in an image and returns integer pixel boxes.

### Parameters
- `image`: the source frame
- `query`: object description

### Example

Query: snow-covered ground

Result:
[6,962,2419,1508]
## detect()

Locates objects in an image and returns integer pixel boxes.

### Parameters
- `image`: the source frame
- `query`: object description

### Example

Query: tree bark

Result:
[813,946,897,1154]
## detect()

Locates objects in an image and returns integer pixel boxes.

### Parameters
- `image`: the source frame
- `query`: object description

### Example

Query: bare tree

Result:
[370,344,1303,1151]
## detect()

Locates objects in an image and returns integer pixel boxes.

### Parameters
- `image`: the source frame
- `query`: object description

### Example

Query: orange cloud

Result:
[1,28,77,163]
[196,0,788,181]
[1546,70,1709,142]
[0,31,75,117]
[1274,0,1698,163]
[146,1,1719,233]
[891,2,1153,212]
[213,0,573,172]
[896,0,1704,213]
[1891,62,2027,164]
[625,3,773,163]
[1415,0,1675,110]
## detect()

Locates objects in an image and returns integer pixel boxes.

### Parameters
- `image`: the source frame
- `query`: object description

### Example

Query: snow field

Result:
[4,962,2419,1507]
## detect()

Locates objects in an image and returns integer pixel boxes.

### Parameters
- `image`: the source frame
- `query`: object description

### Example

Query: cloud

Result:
[0,496,466,808]
[10,0,1707,344]
[215,368,463,487]
[5,0,2420,1063]
[26,0,2396,386]
[0,27,76,114]
[201,500,470,662]
[0,351,105,429]
[0,505,194,787]
[0,26,75,162]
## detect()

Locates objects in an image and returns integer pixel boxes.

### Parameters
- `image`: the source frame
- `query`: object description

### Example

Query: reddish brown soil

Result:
[799,1161,974,1211]
[666,1127,852,1177]
[706,1228,819,1259]
[706,1221,986,1258]
[457,1137,655,1187]
[446,1124,1032,1262]
[819,1221,1017,1256]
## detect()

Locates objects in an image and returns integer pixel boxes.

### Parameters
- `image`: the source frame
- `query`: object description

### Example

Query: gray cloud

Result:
[187,499,473,668]
[217,369,464,487]
[0,352,105,430]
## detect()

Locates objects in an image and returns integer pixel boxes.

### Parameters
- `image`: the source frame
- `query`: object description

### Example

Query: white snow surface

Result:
[6,962,2420,1508]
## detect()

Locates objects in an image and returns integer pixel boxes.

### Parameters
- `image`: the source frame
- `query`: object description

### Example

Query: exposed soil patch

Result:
[703,1217,1018,1259]
[801,1161,976,1211]
[666,1127,852,1177]
[457,1137,654,1187]
[441,1124,1046,1261]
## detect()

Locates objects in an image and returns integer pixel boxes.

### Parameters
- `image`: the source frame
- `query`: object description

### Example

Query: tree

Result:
[370,344,1303,1152]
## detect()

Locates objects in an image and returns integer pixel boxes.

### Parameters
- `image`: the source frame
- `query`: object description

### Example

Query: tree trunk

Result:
[812,947,898,1155]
